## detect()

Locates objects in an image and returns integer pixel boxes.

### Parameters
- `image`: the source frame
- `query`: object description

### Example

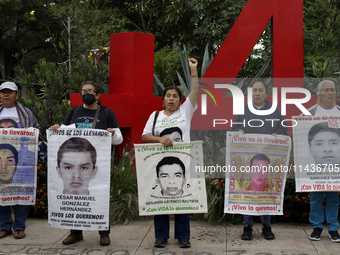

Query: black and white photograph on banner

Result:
[0,128,39,206]
[134,141,207,216]
[47,128,111,230]
[224,132,291,215]
[293,116,340,192]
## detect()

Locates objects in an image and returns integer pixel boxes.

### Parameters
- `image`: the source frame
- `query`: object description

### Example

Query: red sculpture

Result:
[71,0,312,152]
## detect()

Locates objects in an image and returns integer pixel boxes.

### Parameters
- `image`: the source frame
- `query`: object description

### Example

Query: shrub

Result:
[110,145,140,224]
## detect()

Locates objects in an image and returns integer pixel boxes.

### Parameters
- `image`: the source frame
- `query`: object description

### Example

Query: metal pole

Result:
[68,17,71,71]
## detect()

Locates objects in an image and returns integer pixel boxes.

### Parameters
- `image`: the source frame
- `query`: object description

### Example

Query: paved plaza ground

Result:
[0,217,338,255]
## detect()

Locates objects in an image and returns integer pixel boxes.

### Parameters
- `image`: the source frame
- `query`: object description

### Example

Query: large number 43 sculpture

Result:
[70,0,315,153]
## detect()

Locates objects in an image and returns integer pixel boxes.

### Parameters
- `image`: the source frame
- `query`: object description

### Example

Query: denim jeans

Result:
[154,214,190,239]
[243,214,271,227]
[309,191,339,231]
[0,205,29,232]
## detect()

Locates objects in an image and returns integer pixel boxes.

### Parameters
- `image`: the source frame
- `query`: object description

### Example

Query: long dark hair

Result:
[80,81,102,105]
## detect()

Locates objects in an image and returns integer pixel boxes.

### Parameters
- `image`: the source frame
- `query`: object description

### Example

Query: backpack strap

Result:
[91,106,101,129]
[152,111,160,136]
[105,107,109,123]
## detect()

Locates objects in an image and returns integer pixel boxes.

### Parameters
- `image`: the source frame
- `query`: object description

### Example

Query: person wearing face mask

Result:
[232,80,287,241]
[50,81,122,246]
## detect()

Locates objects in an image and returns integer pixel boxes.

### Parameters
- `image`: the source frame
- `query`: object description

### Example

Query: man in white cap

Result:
[300,80,340,242]
[0,81,39,239]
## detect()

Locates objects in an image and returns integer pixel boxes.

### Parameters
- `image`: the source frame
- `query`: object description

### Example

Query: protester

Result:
[232,80,287,240]
[51,81,123,246]
[304,80,340,243]
[304,80,340,116]
[141,58,199,248]
[0,81,40,240]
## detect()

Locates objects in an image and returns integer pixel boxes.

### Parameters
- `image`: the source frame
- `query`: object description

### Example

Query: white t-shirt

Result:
[314,105,340,117]
[142,97,197,142]
[0,107,22,128]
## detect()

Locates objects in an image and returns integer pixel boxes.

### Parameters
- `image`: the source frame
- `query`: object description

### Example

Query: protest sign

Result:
[135,141,207,216]
[47,128,111,230]
[0,128,39,206]
[224,132,291,215]
[293,116,340,192]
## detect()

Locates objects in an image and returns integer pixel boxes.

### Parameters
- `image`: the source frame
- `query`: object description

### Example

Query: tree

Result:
[109,0,247,56]
[13,0,127,138]
[304,0,340,77]
[0,0,62,78]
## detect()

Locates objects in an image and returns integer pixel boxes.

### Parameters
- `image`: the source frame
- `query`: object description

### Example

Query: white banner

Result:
[224,132,291,215]
[47,128,111,230]
[0,128,39,206]
[293,116,340,192]
[135,141,207,216]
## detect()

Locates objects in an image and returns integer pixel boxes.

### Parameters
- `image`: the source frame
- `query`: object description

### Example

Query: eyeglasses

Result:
[81,89,96,95]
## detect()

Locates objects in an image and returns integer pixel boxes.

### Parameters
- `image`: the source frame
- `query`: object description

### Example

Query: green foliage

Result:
[42,0,111,87]
[311,57,333,78]
[191,130,226,170]
[4,0,340,82]
[20,92,71,139]
[0,0,62,76]
[175,44,214,97]
[111,0,247,56]
[276,176,310,223]
[12,1,114,138]
[191,130,230,224]
[110,145,139,224]
[304,0,340,55]
[29,161,47,218]
[154,48,181,88]
[193,177,226,224]
[34,59,69,100]
[13,57,72,139]
[203,178,227,223]
[303,0,340,82]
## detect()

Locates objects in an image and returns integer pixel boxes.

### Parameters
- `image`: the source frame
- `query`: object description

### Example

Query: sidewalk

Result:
[0,218,338,255]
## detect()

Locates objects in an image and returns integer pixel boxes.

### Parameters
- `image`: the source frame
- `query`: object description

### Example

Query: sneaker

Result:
[178,238,191,248]
[154,238,167,248]
[241,225,252,240]
[309,228,322,241]
[328,231,340,243]
[262,224,275,240]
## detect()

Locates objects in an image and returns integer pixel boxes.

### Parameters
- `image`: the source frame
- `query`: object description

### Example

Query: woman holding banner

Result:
[141,58,199,248]
[232,80,287,241]
[50,81,123,246]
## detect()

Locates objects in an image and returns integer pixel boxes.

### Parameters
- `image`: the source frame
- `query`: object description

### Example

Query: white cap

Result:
[0,82,18,91]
